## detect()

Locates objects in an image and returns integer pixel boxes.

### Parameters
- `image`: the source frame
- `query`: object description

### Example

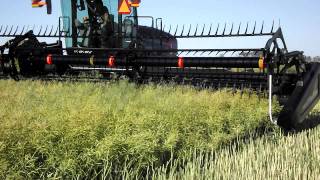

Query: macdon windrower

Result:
[1,0,320,130]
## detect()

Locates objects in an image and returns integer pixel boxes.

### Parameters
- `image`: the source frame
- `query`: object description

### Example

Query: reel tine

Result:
[208,23,212,35]
[246,50,251,56]
[223,51,228,56]
[260,21,264,34]
[38,26,43,36]
[174,25,178,36]
[2,25,8,36]
[252,21,256,34]
[187,24,192,36]
[0,25,3,34]
[54,26,59,36]
[7,25,14,36]
[160,24,166,31]
[180,24,185,36]
[12,26,19,36]
[201,24,206,36]
[229,22,234,35]
[200,51,207,56]
[194,24,198,36]
[270,20,274,33]
[43,25,49,36]
[168,25,172,34]
[186,51,192,56]
[231,51,236,56]
[193,50,199,56]
[237,22,241,35]
[216,50,220,55]
[215,23,220,35]
[19,26,26,35]
[3,25,9,35]
[222,23,226,35]
[244,22,249,35]
[49,25,54,36]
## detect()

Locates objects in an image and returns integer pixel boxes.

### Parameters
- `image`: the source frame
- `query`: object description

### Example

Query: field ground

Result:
[0,80,319,179]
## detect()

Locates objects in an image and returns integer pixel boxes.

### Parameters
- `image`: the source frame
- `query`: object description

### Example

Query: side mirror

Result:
[46,0,52,14]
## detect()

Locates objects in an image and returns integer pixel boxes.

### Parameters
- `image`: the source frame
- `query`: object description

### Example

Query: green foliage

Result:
[0,80,272,179]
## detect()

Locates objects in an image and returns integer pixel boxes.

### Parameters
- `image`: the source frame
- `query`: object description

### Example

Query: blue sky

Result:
[1,0,320,56]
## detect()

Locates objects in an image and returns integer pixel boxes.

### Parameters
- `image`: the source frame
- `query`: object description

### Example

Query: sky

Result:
[0,0,320,56]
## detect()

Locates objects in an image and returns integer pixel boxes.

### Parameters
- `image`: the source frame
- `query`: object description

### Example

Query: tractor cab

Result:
[60,0,139,49]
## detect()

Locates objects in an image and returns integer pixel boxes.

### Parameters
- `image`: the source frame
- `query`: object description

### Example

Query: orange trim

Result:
[108,56,115,67]
[46,54,53,65]
[178,57,184,68]
[258,55,266,70]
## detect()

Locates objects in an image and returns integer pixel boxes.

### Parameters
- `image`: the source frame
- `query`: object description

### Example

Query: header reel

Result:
[0,9,319,131]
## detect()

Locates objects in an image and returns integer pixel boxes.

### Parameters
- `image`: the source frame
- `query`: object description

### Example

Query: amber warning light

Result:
[130,0,141,7]
[32,0,46,7]
[31,0,52,14]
